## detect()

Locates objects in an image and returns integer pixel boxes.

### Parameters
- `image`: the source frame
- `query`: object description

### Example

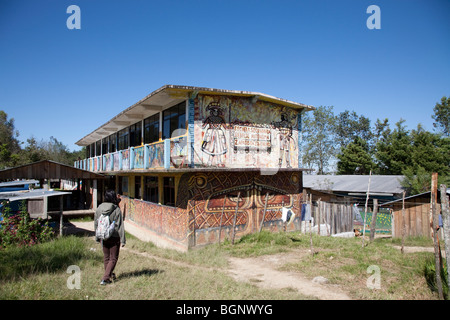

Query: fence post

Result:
[370,199,378,242]
[362,170,372,248]
[231,191,241,245]
[430,173,444,299]
[440,183,450,295]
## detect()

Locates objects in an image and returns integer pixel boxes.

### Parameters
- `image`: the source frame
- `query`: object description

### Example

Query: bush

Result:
[423,256,449,299]
[0,203,55,249]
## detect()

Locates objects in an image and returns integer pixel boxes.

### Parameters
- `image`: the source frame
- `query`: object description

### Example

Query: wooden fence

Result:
[304,201,354,235]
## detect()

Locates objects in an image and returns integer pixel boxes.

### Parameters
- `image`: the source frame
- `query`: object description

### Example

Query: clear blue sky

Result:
[1,0,449,152]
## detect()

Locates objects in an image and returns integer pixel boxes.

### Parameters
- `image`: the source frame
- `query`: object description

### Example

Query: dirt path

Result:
[226,251,352,300]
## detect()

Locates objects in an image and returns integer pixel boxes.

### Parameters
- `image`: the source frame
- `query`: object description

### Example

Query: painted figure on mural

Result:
[201,102,227,166]
[271,112,296,168]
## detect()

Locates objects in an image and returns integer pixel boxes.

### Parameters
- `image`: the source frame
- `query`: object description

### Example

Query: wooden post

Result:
[231,191,241,245]
[259,192,269,233]
[370,199,378,242]
[430,173,444,299]
[217,195,227,245]
[440,183,450,293]
[318,198,321,235]
[401,191,406,254]
[59,195,64,237]
[309,194,314,257]
[362,170,372,248]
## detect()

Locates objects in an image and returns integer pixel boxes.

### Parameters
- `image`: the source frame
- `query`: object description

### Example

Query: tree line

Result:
[0,110,84,169]
[301,96,450,195]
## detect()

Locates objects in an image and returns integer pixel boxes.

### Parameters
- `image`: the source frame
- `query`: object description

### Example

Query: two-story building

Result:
[75,85,314,251]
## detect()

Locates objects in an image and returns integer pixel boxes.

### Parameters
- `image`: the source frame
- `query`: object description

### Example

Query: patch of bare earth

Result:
[226,250,352,300]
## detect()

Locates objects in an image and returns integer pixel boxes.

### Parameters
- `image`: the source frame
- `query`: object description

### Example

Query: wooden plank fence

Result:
[305,201,354,235]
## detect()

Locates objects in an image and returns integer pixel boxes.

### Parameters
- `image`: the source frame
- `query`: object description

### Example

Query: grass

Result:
[0,225,445,300]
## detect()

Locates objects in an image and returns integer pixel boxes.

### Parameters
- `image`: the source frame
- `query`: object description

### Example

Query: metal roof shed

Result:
[0,160,106,212]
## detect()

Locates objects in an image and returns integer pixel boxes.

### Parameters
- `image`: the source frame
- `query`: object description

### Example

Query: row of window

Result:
[118,176,175,207]
[87,101,187,158]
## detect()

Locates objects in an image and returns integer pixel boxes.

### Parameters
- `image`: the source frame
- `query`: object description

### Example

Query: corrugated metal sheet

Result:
[303,175,405,195]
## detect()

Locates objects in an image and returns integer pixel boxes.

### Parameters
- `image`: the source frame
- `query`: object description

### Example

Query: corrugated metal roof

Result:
[303,175,405,195]
[0,189,71,201]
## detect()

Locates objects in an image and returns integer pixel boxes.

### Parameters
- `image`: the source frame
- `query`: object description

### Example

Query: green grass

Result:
[0,233,309,300]
[0,227,446,300]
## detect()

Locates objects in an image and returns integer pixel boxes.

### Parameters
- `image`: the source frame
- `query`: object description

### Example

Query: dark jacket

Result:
[94,202,126,245]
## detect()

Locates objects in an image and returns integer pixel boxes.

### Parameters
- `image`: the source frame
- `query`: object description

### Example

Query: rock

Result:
[312,276,329,285]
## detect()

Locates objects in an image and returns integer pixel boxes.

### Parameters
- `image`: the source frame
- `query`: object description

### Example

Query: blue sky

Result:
[0,0,449,151]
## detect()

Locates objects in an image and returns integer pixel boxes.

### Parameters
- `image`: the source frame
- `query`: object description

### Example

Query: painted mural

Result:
[147,142,164,168]
[193,95,300,169]
[177,171,302,246]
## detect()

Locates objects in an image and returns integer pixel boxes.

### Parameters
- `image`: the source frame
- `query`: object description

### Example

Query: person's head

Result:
[104,189,118,204]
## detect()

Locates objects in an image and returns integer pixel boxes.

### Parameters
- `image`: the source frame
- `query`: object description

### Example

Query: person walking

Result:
[94,189,126,285]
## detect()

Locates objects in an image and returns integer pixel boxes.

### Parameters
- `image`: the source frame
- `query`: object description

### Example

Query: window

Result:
[129,122,142,147]
[163,177,175,206]
[144,114,160,144]
[95,140,101,156]
[118,128,129,151]
[109,133,117,153]
[135,176,142,199]
[102,138,107,155]
[144,176,159,203]
[162,102,186,140]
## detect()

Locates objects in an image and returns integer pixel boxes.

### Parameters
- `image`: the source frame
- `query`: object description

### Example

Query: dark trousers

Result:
[102,237,120,281]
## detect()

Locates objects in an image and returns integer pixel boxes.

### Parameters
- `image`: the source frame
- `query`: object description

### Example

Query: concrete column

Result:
[93,179,98,210]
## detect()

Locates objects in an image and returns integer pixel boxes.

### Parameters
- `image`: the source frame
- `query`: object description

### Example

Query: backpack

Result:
[96,214,116,240]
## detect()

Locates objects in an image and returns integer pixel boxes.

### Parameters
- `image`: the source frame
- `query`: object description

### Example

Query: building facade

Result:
[75,85,314,250]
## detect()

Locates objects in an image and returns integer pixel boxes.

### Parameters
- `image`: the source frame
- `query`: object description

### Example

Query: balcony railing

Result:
[74,135,189,172]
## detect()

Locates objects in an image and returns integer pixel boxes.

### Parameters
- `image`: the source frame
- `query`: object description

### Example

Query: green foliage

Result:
[0,110,84,168]
[0,202,55,249]
[302,106,337,174]
[423,256,449,299]
[432,96,450,136]
[375,119,411,174]
[337,137,375,174]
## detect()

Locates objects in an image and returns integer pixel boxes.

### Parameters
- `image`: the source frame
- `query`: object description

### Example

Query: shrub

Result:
[0,202,55,249]
[423,256,449,299]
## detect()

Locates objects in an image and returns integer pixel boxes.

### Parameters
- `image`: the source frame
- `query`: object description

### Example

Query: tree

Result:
[301,106,337,174]
[334,110,373,149]
[375,119,411,174]
[0,111,21,169]
[337,137,375,175]
[400,125,450,195]
[432,96,450,136]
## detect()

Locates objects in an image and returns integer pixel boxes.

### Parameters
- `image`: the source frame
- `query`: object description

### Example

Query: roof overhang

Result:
[0,160,106,180]
[75,84,315,147]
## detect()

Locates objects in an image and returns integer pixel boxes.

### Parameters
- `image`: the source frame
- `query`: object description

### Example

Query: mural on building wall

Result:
[194,95,300,169]
[148,142,164,168]
[200,102,227,167]
[132,146,145,169]
[170,136,188,167]
[177,171,301,245]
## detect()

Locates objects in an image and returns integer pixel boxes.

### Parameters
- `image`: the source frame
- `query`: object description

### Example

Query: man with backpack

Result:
[94,189,126,285]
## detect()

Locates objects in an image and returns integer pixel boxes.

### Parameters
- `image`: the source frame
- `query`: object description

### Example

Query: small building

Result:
[381,189,450,239]
[74,85,314,251]
[0,160,106,218]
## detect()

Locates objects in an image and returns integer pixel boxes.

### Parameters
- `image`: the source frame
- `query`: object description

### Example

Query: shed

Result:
[381,189,450,239]
[0,160,107,216]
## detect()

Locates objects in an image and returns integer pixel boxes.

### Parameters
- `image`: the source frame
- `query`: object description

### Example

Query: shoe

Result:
[112,273,117,281]
[100,279,112,285]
